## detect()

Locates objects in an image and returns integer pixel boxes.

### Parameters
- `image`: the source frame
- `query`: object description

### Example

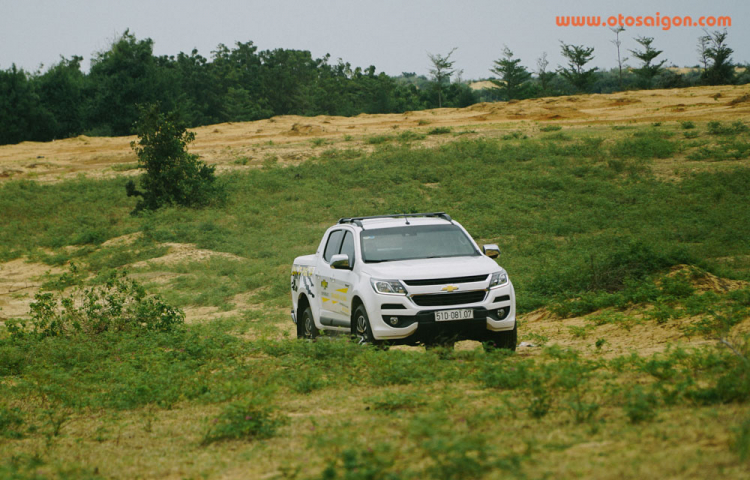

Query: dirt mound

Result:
[0,258,65,321]
[728,94,750,106]
[288,123,325,136]
[128,243,244,268]
[666,264,748,293]
[519,266,749,358]
[101,232,143,248]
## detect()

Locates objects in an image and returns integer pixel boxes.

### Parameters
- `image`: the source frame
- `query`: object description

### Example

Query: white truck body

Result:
[290,213,516,348]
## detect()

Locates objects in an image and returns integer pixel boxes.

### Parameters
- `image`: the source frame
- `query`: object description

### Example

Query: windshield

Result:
[361,224,479,263]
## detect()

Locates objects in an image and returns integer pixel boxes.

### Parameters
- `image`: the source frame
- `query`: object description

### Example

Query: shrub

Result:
[623,386,658,423]
[367,135,392,145]
[610,133,677,159]
[0,405,25,439]
[366,391,427,412]
[502,131,527,140]
[539,125,562,132]
[126,104,223,213]
[398,130,426,142]
[6,272,184,339]
[202,400,284,445]
[707,120,749,135]
[427,127,452,135]
[680,121,695,130]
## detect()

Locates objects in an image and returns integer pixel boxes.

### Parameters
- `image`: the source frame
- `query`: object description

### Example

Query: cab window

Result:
[323,230,344,263]
[339,231,356,267]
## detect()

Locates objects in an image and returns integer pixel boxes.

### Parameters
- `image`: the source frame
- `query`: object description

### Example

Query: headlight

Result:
[370,278,407,295]
[489,271,509,288]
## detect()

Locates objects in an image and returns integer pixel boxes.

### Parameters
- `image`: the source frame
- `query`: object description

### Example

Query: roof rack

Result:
[338,212,452,228]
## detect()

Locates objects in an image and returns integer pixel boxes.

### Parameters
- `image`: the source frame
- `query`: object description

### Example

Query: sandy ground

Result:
[1,84,749,183]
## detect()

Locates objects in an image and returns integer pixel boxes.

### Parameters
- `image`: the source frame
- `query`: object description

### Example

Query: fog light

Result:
[389,317,399,326]
[497,308,507,319]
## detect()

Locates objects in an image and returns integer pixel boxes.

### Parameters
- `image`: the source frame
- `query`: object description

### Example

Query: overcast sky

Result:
[1,0,746,79]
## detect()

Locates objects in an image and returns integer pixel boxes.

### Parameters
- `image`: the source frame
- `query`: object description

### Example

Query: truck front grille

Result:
[403,275,489,287]
[411,290,486,307]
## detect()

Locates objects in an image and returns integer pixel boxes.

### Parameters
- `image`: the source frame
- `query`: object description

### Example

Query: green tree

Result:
[0,65,52,145]
[630,37,666,88]
[701,30,735,85]
[559,42,597,93]
[427,48,457,108]
[126,104,222,213]
[36,55,87,139]
[490,47,531,100]
[87,30,174,136]
[535,52,556,96]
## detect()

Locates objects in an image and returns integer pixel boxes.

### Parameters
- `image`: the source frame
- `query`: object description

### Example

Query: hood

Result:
[363,255,502,280]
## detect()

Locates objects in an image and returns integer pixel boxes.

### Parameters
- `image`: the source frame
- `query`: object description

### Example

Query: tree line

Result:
[0,30,478,145]
[0,29,746,146]
[486,29,746,102]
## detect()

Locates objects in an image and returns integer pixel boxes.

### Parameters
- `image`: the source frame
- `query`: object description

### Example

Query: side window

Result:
[340,231,356,267]
[323,230,344,263]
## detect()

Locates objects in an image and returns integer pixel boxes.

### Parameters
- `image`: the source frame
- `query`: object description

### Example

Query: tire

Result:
[353,305,376,345]
[483,323,517,352]
[298,306,318,340]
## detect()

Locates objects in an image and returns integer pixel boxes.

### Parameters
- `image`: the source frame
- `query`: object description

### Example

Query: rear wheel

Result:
[483,323,517,352]
[298,307,318,340]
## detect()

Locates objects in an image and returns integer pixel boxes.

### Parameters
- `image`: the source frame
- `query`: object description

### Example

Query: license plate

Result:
[435,309,474,321]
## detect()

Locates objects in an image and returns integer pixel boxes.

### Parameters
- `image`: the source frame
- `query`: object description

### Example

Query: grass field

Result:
[1,112,750,478]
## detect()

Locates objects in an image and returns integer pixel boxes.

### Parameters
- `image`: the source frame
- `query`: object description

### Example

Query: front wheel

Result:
[483,323,517,352]
[353,305,376,345]
[298,307,319,340]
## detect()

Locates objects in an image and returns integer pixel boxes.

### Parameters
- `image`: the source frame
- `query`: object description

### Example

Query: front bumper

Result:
[369,282,516,342]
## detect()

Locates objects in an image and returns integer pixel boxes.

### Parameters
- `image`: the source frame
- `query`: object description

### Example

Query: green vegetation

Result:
[0,123,749,477]
[427,126,452,135]
[490,47,532,100]
[126,105,224,212]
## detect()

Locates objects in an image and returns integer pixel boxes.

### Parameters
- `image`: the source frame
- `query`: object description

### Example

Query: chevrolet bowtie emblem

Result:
[321,280,328,289]
[441,285,459,292]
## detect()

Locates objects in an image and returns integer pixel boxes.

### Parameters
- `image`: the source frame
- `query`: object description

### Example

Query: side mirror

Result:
[483,244,500,259]
[330,253,351,270]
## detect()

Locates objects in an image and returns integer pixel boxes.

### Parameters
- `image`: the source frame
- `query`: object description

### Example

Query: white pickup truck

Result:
[290,213,516,350]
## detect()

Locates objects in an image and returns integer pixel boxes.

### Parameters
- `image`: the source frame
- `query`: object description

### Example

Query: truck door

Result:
[315,229,345,326]
[329,230,356,321]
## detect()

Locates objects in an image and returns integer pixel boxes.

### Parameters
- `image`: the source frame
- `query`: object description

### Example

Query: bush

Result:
[366,135,392,145]
[539,125,562,132]
[707,121,749,135]
[427,127,452,135]
[0,405,25,439]
[610,133,677,159]
[6,272,184,339]
[126,104,224,213]
[202,399,284,445]
[623,386,658,423]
